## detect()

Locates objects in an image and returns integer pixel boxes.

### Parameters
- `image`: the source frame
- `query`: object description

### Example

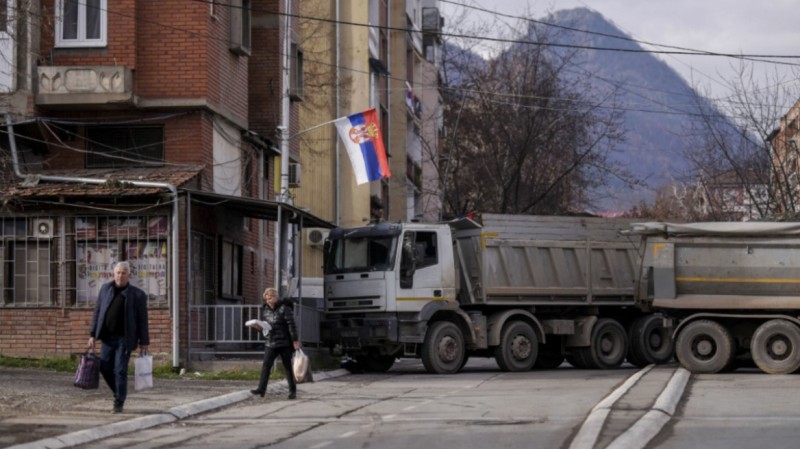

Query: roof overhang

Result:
[182,189,334,229]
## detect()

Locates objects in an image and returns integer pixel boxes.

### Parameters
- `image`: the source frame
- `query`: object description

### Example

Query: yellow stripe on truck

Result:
[396,297,454,301]
[676,276,800,284]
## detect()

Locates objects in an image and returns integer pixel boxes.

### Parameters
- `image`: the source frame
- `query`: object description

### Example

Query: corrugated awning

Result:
[182,188,334,229]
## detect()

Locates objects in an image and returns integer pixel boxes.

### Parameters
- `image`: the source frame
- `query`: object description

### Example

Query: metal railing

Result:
[187,299,322,358]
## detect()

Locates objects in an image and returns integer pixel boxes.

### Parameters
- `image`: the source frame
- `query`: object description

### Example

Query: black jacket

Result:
[261,299,298,348]
[89,282,150,352]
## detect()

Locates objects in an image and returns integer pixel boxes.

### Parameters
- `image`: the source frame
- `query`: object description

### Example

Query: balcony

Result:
[36,66,133,108]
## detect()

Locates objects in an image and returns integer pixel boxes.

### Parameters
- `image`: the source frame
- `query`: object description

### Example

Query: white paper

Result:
[246,319,271,337]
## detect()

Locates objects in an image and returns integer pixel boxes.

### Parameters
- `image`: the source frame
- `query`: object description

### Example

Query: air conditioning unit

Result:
[305,228,329,247]
[288,163,302,187]
[31,218,54,238]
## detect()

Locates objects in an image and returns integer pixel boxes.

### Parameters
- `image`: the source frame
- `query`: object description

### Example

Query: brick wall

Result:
[40,0,138,68]
[0,308,173,358]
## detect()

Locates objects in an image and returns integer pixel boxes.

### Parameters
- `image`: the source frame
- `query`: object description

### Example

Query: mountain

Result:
[534,8,741,212]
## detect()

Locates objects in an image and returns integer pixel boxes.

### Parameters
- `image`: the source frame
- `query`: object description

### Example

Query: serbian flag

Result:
[334,108,391,185]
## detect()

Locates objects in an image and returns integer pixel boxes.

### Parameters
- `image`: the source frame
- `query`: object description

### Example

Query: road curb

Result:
[7,368,351,449]
[605,367,690,449]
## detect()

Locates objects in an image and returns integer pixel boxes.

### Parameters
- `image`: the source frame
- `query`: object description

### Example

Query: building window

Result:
[86,126,164,168]
[192,233,215,305]
[219,239,242,299]
[289,43,304,101]
[74,216,169,307]
[55,0,107,48]
[1,218,54,306]
[229,0,251,55]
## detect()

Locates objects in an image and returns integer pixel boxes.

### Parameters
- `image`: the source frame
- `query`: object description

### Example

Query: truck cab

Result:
[320,222,465,372]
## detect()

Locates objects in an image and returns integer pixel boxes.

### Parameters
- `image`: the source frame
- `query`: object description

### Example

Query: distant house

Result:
[768,97,800,216]
[698,168,770,221]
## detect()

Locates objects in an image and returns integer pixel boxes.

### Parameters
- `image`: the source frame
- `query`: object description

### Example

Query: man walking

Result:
[88,261,150,413]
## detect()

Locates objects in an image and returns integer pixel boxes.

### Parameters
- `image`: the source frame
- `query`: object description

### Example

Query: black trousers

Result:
[256,345,296,393]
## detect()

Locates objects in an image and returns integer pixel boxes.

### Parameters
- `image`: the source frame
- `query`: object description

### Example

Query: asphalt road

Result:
[7,359,800,449]
[65,359,663,449]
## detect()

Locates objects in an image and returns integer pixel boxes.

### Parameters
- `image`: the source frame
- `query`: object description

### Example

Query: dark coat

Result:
[261,299,298,348]
[89,281,150,352]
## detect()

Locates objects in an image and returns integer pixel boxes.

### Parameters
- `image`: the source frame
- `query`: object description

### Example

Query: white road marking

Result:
[338,430,357,438]
[310,441,332,449]
[568,365,655,449]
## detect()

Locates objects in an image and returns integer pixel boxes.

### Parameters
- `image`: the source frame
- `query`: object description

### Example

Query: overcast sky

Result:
[441,0,800,109]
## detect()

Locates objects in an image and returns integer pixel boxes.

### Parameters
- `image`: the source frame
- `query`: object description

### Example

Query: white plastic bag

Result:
[292,348,313,384]
[134,353,154,391]
[245,319,272,337]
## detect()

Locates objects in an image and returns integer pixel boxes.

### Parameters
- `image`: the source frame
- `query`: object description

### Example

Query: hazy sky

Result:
[441,0,800,108]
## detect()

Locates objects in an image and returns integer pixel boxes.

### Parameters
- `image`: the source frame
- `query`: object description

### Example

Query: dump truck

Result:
[628,221,800,374]
[320,214,672,374]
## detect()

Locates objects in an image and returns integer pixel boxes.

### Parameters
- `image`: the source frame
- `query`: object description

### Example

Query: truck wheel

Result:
[675,319,734,374]
[421,321,465,374]
[494,321,538,372]
[628,315,674,367]
[750,319,800,374]
[361,355,396,373]
[589,319,628,369]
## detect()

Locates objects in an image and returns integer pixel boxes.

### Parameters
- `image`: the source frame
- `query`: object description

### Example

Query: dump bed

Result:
[452,214,642,306]
[630,221,800,310]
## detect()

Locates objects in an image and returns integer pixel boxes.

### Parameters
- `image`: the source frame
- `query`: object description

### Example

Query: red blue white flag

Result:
[334,108,391,185]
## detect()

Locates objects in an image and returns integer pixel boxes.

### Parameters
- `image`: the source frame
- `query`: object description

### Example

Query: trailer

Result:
[629,221,800,374]
[320,214,673,374]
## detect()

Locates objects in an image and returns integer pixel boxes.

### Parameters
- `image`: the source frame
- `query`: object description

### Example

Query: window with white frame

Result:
[55,0,107,48]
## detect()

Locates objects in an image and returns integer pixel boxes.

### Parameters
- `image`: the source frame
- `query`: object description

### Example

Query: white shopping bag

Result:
[292,348,313,384]
[134,353,154,391]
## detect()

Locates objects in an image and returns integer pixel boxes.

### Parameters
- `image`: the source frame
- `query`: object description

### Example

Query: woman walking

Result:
[251,287,300,399]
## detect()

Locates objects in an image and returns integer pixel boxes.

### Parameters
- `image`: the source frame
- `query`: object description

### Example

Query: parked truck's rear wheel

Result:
[566,348,592,369]
[589,319,628,369]
[675,319,734,374]
[494,321,538,372]
[422,321,465,374]
[750,319,800,374]
[628,315,674,367]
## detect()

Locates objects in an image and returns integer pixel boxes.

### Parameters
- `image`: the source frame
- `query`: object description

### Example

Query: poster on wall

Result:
[77,242,119,303]
[127,241,168,302]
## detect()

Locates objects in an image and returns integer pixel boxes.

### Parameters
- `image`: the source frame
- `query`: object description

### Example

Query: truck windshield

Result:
[325,236,397,274]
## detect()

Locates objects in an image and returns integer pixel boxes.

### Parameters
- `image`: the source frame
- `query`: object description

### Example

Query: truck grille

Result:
[328,296,382,311]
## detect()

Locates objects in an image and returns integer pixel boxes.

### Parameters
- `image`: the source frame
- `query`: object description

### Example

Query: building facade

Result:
[0,0,329,364]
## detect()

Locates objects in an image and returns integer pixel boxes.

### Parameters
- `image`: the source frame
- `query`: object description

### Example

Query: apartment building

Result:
[0,0,329,364]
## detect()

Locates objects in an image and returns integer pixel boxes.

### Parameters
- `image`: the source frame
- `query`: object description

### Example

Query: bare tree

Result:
[438,18,629,218]
[680,61,800,221]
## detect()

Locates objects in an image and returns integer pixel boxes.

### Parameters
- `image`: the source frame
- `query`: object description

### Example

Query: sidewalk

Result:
[0,366,349,449]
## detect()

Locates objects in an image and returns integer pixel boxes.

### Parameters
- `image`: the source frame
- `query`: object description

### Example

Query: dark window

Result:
[86,127,164,168]
[229,0,251,55]
[219,239,243,299]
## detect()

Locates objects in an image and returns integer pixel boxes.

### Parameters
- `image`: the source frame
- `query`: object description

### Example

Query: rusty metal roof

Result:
[1,165,204,198]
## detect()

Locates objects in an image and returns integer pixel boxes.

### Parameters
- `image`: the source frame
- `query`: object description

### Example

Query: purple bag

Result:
[74,350,100,389]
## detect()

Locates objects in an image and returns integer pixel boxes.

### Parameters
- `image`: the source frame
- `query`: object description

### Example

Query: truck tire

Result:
[494,320,538,372]
[675,319,734,374]
[628,315,674,367]
[589,319,627,369]
[421,321,465,374]
[566,348,592,369]
[750,319,800,374]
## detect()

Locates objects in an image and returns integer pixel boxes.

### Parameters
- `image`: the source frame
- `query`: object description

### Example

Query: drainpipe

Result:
[6,115,182,369]
[335,0,340,225]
